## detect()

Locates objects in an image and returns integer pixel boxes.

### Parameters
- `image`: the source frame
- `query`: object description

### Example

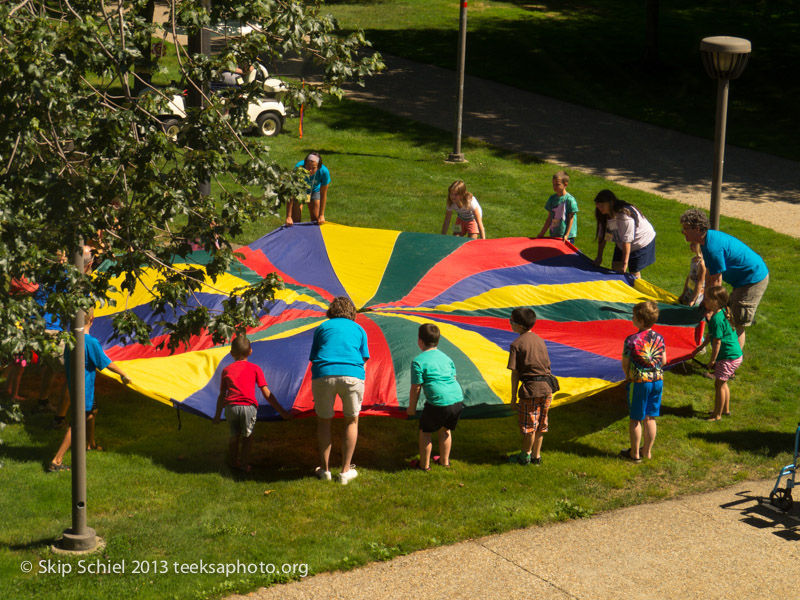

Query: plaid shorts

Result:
[516,395,552,435]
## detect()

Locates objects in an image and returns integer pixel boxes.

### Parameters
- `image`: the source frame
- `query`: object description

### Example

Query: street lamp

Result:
[700,36,751,231]
[447,0,468,163]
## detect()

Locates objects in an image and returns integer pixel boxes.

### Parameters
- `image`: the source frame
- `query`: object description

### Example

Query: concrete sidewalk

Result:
[345,55,800,238]
[232,480,799,599]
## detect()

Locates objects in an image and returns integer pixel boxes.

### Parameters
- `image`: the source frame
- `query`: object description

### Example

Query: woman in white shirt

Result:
[593,189,656,279]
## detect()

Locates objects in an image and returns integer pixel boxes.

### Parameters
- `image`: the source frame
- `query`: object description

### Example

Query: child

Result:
[698,286,743,421]
[48,309,132,472]
[407,324,464,470]
[620,301,666,462]
[537,171,578,244]
[441,180,486,240]
[507,307,555,466]
[213,335,292,472]
[678,242,706,306]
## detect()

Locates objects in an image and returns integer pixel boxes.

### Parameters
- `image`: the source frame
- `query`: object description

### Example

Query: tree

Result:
[0,0,383,360]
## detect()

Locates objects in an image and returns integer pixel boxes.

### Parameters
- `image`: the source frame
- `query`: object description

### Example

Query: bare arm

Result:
[407,383,422,416]
[705,272,722,290]
[106,362,131,385]
[442,209,453,235]
[689,261,707,305]
[617,242,632,273]
[621,356,631,382]
[260,385,293,420]
[537,213,553,238]
[594,239,607,266]
[285,199,295,226]
[317,184,329,224]
[510,369,520,405]
[213,387,226,424]
[561,213,575,243]
[474,210,486,240]
[708,338,722,367]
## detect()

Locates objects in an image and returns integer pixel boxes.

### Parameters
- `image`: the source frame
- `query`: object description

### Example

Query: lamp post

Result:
[700,36,751,231]
[447,0,468,163]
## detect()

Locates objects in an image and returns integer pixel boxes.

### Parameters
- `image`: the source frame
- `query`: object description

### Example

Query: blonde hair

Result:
[448,180,474,210]
[553,171,570,185]
[690,242,703,259]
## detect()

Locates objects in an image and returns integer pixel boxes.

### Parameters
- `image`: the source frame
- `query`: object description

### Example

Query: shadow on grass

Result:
[10,366,627,481]
[689,429,797,458]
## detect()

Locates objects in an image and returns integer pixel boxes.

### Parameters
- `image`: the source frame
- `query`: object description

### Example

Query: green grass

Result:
[324,0,800,161]
[2,99,799,600]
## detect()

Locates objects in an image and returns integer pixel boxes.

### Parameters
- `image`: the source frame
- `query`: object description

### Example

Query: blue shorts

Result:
[626,380,663,421]
[613,237,656,273]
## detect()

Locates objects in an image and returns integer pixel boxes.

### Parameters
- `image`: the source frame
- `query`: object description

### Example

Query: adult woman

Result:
[593,189,656,279]
[309,297,369,484]
[285,152,331,226]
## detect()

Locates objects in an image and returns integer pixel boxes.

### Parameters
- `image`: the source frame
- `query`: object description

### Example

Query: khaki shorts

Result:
[730,274,768,328]
[312,376,364,418]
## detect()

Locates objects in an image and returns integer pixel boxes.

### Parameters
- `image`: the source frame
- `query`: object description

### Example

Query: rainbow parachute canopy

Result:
[93,223,702,420]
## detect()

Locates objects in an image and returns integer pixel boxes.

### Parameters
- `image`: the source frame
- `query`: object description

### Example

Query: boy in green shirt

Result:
[407,324,464,470]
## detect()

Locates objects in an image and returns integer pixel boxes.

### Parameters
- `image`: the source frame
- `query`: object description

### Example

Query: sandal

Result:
[434,457,451,468]
[87,445,104,452]
[618,449,641,463]
[47,462,70,472]
[409,459,431,472]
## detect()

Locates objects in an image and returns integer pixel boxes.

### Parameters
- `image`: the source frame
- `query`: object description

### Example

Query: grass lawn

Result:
[2,98,799,600]
[324,0,800,161]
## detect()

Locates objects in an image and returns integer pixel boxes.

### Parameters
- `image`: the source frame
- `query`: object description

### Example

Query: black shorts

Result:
[419,402,464,433]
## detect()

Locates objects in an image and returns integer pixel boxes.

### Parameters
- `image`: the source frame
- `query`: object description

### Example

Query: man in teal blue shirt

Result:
[680,209,768,348]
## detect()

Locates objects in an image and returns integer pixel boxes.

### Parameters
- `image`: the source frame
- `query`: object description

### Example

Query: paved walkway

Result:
[232,480,799,600]
[226,57,800,600]
[345,55,800,237]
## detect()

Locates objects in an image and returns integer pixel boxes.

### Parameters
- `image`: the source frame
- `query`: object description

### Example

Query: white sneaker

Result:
[314,467,332,481]
[338,466,358,485]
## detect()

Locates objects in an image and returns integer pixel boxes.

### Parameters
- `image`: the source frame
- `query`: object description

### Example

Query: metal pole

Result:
[447,0,468,163]
[58,241,97,552]
[709,78,729,231]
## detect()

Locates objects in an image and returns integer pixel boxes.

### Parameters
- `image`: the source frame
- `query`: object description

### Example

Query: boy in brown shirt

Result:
[507,307,555,466]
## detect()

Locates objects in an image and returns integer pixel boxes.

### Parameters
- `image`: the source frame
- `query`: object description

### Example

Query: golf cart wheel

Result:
[256,112,282,137]
[769,488,793,512]
[161,118,181,141]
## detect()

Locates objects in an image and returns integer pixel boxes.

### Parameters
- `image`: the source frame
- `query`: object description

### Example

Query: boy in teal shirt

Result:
[407,324,464,471]
[537,171,578,244]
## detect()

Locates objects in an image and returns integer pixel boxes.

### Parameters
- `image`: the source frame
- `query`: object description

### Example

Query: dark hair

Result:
[679,209,710,234]
[327,296,357,320]
[632,300,659,328]
[418,323,440,348]
[231,335,251,359]
[593,189,638,240]
[510,307,537,330]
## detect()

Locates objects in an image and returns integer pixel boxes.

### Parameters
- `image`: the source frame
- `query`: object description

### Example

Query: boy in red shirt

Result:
[213,335,292,472]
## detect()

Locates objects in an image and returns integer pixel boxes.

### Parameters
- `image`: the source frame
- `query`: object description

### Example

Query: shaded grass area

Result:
[325,0,800,160]
[2,98,799,599]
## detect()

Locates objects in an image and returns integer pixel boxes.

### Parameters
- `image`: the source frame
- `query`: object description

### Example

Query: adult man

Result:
[285,152,331,226]
[679,209,768,349]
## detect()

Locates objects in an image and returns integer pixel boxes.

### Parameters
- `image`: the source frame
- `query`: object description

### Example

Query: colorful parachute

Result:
[92,223,703,420]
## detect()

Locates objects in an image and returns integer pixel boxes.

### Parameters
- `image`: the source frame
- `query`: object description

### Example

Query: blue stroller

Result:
[766,422,800,512]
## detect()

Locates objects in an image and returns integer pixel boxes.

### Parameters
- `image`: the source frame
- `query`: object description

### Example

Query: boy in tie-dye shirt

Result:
[620,300,666,463]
